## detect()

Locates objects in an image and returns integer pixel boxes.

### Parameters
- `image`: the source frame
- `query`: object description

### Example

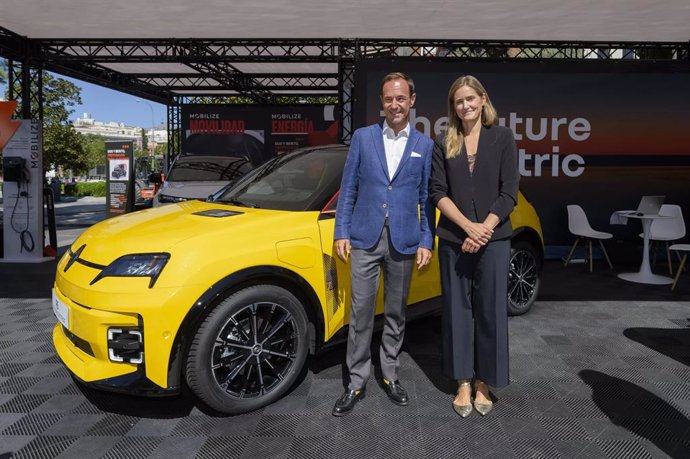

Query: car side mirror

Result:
[148,172,163,184]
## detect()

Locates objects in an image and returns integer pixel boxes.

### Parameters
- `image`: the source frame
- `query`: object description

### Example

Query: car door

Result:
[316,192,441,341]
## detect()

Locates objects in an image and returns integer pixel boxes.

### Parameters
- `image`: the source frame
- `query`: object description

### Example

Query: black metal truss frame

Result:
[7,59,44,120]
[355,39,689,60]
[0,27,25,60]
[184,61,275,103]
[131,73,338,91]
[167,99,182,169]
[1,26,688,148]
[338,41,358,144]
[19,36,690,62]
[36,39,341,62]
[3,33,686,101]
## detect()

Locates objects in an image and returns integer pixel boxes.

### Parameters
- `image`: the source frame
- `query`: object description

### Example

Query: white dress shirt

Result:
[382,121,410,180]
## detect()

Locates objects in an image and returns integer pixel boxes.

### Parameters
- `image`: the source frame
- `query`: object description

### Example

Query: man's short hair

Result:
[379,72,415,97]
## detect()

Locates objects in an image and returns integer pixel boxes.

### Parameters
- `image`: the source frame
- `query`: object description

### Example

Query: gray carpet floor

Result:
[1,295,689,458]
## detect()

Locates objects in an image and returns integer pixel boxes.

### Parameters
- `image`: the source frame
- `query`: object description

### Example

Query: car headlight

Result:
[91,253,170,288]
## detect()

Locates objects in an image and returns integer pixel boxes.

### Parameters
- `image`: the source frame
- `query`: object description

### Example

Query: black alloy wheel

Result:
[185,285,308,414]
[508,240,541,316]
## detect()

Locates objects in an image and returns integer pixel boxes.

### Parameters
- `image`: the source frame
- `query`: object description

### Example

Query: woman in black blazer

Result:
[429,75,519,417]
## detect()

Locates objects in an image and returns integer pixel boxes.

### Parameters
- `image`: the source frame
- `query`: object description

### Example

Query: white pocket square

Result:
[410,152,422,158]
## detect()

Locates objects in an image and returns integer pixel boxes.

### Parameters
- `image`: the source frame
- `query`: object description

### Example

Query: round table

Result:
[615,212,673,285]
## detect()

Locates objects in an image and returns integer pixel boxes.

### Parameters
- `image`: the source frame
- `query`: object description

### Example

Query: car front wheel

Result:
[185,285,309,414]
[508,240,541,316]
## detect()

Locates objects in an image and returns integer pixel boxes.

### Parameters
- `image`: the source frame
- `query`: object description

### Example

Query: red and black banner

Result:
[354,60,690,245]
[181,105,339,166]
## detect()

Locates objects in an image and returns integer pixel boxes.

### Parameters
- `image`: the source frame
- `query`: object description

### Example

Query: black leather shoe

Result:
[332,388,365,417]
[383,380,408,406]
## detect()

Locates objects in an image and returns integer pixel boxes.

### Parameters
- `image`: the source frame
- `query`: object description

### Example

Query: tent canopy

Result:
[1,1,688,107]
[2,0,689,41]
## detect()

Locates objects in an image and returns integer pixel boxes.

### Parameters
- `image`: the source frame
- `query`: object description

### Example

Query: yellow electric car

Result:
[52,145,543,414]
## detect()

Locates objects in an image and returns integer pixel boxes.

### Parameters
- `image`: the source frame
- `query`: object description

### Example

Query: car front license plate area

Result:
[52,288,69,330]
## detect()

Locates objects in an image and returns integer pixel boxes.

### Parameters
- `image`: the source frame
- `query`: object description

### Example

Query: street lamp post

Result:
[135,98,155,154]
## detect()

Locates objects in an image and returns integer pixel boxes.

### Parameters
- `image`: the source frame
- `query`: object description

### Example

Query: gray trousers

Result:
[439,238,510,388]
[346,225,415,390]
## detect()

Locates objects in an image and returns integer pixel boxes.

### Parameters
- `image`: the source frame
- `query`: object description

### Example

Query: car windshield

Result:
[215,147,347,211]
[166,156,253,181]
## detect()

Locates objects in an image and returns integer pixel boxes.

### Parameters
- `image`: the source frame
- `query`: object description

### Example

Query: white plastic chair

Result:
[669,244,690,290]
[565,204,614,272]
[639,204,686,275]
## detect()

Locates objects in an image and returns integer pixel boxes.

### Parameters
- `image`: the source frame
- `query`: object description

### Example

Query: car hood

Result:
[158,180,229,199]
[71,200,309,264]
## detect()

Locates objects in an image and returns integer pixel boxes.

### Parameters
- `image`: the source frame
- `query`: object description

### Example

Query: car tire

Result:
[185,285,309,414]
[508,240,541,316]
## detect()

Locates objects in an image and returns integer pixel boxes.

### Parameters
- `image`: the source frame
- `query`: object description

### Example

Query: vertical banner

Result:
[105,141,134,217]
[2,119,48,262]
[354,60,690,246]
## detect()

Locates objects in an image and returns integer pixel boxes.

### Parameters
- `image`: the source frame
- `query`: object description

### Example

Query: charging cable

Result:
[10,171,35,253]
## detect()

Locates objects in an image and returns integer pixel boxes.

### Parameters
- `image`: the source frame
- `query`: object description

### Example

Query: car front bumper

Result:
[52,275,203,393]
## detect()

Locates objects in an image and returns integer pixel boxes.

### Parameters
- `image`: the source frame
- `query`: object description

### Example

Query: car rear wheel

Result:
[185,285,308,414]
[508,240,541,316]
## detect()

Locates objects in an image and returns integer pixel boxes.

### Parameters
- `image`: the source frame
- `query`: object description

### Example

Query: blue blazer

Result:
[334,123,435,255]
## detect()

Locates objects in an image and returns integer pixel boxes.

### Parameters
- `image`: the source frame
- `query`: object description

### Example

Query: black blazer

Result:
[429,124,519,243]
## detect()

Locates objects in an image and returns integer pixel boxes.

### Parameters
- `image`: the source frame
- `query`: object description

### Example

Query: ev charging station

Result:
[1,101,50,263]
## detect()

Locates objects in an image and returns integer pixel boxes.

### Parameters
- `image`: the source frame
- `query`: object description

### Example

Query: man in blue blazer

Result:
[332,72,435,416]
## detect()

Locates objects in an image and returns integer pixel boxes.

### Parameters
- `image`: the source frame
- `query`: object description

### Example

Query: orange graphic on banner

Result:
[0,101,22,150]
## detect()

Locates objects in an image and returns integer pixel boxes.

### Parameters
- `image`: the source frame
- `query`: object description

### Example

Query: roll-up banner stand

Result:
[1,100,50,262]
[105,141,135,217]
[354,60,690,250]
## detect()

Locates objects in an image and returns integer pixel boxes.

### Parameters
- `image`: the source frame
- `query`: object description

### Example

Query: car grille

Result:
[63,326,95,357]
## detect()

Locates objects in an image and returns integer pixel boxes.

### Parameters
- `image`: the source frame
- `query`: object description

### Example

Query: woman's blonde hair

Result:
[444,75,498,159]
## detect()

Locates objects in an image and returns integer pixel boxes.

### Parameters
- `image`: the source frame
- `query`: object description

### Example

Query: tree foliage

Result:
[43,125,89,175]
[81,134,107,171]
[42,75,86,174]
[0,59,7,86]
[154,143,167,156]
[141,128,149,151]
[42,73,82,126]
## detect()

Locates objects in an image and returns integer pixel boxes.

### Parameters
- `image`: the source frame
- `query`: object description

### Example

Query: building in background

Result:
[73,112,143,147]
[71,113,167,180]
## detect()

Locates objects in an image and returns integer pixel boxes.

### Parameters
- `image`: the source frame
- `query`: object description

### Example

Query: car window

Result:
[216,148,346,211]
[166,156,253,181]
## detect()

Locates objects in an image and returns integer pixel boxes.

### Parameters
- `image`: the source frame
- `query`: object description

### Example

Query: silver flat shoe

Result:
[473,400,493,416]
[453,380,472,418]
[473,381,493,416]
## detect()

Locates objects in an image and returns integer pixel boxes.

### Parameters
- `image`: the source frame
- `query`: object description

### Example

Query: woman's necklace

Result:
[465,134,478,174]
[467,152,476,174]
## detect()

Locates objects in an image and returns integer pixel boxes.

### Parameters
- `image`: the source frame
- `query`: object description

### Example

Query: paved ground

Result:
[1,197,689,458]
